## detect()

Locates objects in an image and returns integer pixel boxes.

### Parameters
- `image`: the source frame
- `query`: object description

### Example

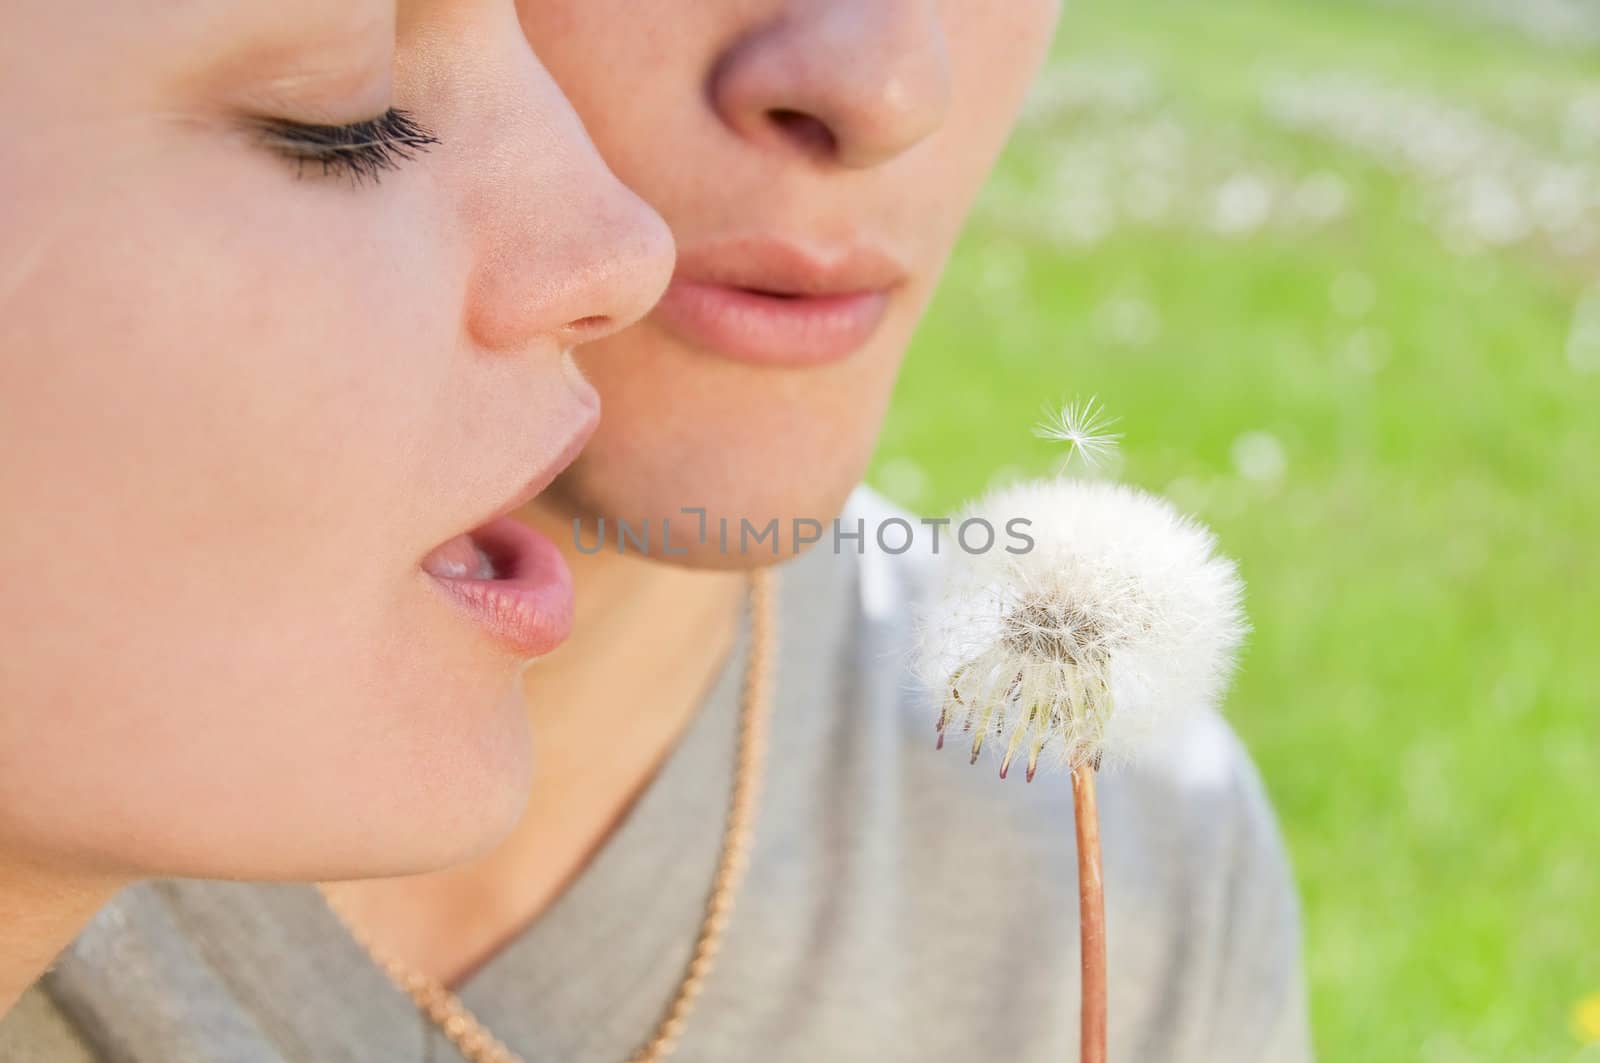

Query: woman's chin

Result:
[319,692,535,881]
[171,686,535,885]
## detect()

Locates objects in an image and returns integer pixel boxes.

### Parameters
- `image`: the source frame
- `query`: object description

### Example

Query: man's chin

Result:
[547,476,865,571]
[646,519,838,570]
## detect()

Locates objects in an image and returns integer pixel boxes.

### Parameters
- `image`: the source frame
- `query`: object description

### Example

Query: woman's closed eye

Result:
[253,107,439,185]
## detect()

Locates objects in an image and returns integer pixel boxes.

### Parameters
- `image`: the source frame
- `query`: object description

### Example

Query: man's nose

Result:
[710,0,953,170]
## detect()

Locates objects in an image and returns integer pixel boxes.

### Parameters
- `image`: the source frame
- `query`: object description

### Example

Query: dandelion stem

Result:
[1071,763,1107,1063]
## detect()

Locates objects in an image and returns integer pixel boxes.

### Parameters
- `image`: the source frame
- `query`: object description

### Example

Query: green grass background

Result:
[867,2,1600,1059]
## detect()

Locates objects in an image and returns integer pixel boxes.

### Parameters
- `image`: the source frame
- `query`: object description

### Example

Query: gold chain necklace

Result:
[322,569,776,1063]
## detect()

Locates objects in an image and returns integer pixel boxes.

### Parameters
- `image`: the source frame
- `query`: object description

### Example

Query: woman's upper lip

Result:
[455,411,595,545]
[669,236,908,296]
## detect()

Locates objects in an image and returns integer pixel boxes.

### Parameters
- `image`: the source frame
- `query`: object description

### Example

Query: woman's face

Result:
[522,0,1061,562]
[0,0,671,879]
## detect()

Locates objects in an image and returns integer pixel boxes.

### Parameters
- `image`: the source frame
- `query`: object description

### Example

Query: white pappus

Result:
[915,477,1248,781]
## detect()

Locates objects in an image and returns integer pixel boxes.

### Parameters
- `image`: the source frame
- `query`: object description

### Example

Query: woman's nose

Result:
[710,0,953,170]
[461,66,674,354]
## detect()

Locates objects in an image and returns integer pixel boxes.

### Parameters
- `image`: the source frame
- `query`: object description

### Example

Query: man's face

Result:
[524,0,1061,564]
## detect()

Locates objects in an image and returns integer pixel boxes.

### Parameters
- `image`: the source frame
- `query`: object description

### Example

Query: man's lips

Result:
[653,238,906,367]
[420,416,592,658]
[655,282,890,367]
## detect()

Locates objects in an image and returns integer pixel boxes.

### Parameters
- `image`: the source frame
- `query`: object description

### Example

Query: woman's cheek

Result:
[0,127,526,879]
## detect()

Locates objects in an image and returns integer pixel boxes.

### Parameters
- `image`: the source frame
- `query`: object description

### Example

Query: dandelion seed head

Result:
[1000,594,1110,666]
[916,477,1248,780]
[1033,397,1122,470]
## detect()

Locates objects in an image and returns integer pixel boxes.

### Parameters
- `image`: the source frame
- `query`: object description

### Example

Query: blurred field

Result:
[868,1,1600,1059]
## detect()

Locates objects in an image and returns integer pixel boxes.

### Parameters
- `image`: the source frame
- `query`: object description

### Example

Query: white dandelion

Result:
[914,476,1248,1063]
[918,476,1246,780]
[1033,397,1123,470]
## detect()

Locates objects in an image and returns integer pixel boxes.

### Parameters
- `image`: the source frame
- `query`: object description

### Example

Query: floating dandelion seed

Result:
[1033,397,1122,470]
[915,476,1248,1063]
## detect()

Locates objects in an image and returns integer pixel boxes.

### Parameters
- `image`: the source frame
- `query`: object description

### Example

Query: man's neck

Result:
[321,502,748,987]
[0,857,121,1016]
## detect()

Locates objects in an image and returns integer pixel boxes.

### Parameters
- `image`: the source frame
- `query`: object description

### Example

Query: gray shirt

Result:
[2,489,1312,1062]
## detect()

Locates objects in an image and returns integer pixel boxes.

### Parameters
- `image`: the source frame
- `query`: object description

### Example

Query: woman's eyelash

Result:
[254,108,439,185]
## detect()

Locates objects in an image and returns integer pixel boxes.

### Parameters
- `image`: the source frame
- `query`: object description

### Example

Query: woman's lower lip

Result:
[652,279,890,367]
[423,515,573,658]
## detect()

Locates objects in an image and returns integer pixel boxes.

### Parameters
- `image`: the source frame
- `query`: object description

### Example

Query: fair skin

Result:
[0,0,672,1012]
[324,0,1062,984]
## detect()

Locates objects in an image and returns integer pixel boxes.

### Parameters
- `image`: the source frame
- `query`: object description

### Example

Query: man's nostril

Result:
[767,109,837,158]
